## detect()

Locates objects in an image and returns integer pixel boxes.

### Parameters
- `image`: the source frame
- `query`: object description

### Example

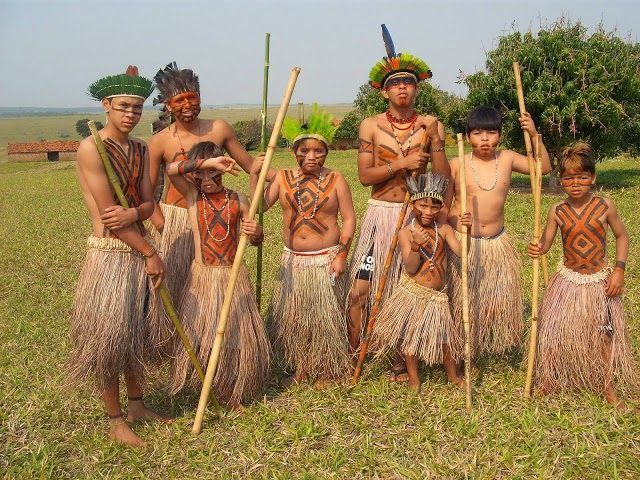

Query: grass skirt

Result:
[447,229,523,358]
[68,236,150,391]
[148,202,194,357]
[371,274,460,364]
[169,262,270,406]
[268,246,351,380]
[532,264,639,394]
[346,199,411,319]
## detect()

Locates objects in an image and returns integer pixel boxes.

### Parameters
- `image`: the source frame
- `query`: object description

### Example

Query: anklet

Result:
[127,395,143,401]
[107,412,124,419]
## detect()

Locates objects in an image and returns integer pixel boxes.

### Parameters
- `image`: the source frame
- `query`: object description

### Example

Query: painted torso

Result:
[408,222,447,291]
[194,189,241,266]
[556,195,608,274]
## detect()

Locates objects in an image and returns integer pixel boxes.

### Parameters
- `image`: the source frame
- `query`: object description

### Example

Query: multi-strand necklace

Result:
[469,152,499,191]
[200,188,231,242]
[411,218,439,271]
[386,110,417,157]
[295,169,325,220]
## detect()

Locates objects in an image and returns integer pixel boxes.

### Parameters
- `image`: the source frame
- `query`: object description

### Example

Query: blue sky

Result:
[0,0,638,107]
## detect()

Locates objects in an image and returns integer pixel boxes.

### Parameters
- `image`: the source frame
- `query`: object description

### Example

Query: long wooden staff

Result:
[88,121,205,385]
[524,135,543,397]
[256,32,271,309]
[456,133,472,411]
[350,129,430,384]
[192,67,301,434]
[513,62,549,286]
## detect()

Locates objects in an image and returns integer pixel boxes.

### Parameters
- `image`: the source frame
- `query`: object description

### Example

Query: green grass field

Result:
[1,138,639,477]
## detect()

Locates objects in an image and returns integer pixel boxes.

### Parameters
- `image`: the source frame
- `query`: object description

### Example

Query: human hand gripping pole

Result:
[457,133,473,411]
[87,121,208,392]
[513,62,549,286]
[192,67,301,434]
[350,128,430,385]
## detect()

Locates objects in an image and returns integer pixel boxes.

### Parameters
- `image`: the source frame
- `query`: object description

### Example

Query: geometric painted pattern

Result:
[414,225,447,284]
[197,190,240,266]
[555,196,608,273]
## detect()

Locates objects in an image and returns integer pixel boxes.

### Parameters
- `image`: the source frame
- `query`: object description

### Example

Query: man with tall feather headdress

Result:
[346,25,451,380]
[251,105,356,386]
[70,66,173,447]
[146,62,270,356]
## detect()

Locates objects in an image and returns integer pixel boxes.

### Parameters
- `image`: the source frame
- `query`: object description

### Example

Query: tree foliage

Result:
[232,119,286,151]
[75,118,104,138]
[462,18,640,164]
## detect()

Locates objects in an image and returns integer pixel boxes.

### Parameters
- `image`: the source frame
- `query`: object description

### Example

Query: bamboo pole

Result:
[88,121,206,385]
[350,130,430,384]
[524,135,543,398]
[513,62,549,287]
[256,32,271,309]
[192,67,301,434]
[457,133,472,411]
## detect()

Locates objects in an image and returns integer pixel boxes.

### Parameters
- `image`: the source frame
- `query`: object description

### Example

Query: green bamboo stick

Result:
[256,32,270,308]
[87,121,211,395]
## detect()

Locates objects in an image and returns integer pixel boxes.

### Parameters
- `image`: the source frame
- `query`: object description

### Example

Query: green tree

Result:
[462,18,640,169]
[75,118,103,138]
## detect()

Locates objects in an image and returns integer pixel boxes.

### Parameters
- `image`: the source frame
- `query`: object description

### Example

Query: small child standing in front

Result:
[528,143,637,407]
[371,173,471,392]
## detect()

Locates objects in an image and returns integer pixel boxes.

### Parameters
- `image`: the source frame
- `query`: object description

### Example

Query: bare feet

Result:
[408,376,421,393]
[605,387,626,410]
[313,376,335,389]
[283,371,307,389]
[447,372,465,389]
[387,365,409,383]
[126,399,173,424]
[108,417,144,447]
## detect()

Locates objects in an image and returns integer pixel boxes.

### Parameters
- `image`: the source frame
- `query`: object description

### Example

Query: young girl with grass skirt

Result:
[166,141,270,408]
[527,143,638,407]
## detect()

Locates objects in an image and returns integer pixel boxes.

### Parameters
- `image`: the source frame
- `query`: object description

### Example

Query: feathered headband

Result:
[369,24,432,89]
[153,61,200,105]
[407,172,449,203]
[88,65,154,101]
[281,104,338,150]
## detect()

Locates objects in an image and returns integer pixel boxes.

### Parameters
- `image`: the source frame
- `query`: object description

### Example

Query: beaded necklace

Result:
[200,188,231,242]
[386,110,418,125]
[411,218,439,271]
[469,152,499,191]
[295,169,325,220]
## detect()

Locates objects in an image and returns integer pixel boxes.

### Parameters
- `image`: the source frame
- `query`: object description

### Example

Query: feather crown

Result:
[407,172,449,203]
[152,61,200,105]
[88,65,154,101]
[369,24,432,89]
[281,103,338,150]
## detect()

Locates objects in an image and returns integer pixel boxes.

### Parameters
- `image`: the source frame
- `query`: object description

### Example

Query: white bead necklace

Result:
[469,152,499,191]
[201,188,231,242]
[411,218,439,270]
[295,169,325,220]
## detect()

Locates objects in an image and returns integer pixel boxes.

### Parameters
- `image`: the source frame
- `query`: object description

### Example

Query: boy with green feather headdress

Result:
[70,66,173,447]
[251,104,356,386]
[346,25,451,382]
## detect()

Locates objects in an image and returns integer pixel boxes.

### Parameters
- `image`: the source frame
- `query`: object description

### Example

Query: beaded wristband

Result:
[615,260,626,271]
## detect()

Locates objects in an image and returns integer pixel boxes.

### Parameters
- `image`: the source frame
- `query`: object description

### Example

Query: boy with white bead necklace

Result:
[371,172,472,392]
[251,105,356,387]
[165,141,270,409]
[447,106,550,361]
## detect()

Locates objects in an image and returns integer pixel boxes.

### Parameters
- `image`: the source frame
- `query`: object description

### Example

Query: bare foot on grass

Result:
[283,371,307,389]
[605,387,626,410]
[108,418,144,447]
[313,376,332,389]
[408,377,421,393]
[126,400,173,424]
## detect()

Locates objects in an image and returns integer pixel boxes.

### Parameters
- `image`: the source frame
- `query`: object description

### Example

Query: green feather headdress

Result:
[407,172,449,203]
[88,65,154,101]
[281,103,337,150]
[369,24,432,89]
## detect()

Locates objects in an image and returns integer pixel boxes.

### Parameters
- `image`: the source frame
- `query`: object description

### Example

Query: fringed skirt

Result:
[68,236,150,391]
[371,274,459,365]
[532,264,638,394]
[169,262,270,406]
[346,199,411,318]
[447,229,523,358]
[148,202,194,357]
[268,246,351,380]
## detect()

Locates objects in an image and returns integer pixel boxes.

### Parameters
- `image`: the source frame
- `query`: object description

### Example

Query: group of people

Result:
[68,28,637,447]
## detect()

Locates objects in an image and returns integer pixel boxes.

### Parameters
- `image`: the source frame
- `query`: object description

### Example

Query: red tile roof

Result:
[7,141,80,154]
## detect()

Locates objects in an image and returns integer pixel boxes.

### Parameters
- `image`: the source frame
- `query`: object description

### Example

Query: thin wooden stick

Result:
[256,32,271,309]
[524,134,543,398]
[513,62,549,287]
[457,133,472,411]
[88,121,206,386]
[192,67,301,433]
[350,130,430,384]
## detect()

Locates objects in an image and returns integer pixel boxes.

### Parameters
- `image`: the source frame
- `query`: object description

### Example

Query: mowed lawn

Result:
[1,146,639,478]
